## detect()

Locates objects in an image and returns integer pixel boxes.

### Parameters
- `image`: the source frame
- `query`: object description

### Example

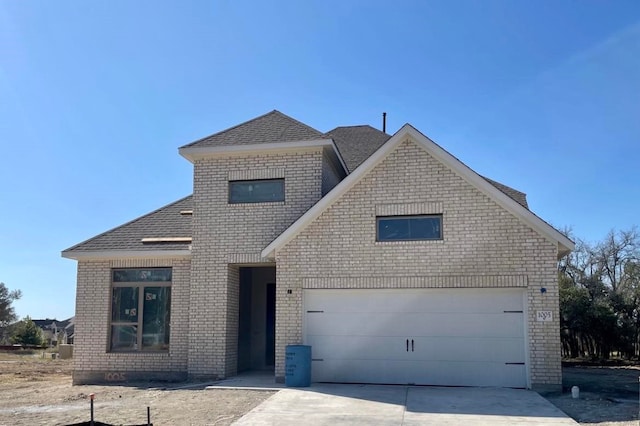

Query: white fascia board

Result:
[262,124,574,259]
[181,139,337,161]
[61,249,191,261]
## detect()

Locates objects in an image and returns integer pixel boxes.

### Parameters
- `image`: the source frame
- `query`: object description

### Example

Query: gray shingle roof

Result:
[325,125,391,173]
[325,124,528,209]
[181,110,323,149]
[64,113,530,256]
[481,176,528,209]
[63,195,193,253]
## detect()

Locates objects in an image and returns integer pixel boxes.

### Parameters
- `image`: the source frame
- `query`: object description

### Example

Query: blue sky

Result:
[1,1,639,320]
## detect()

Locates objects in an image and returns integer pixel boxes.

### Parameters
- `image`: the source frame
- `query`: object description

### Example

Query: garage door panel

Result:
[312,359,413,384]
[305,312,414,336]
[305,289,523,313]
[307,335,411,359]
[303,288,527,388]
[306,312,523,338]
[401,313,524,337]
[412,337,525,362]
[312,360,526,388]
[408,361,526,388]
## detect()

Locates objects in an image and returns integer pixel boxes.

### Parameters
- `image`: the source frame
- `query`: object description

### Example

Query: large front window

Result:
[110,268,171,352]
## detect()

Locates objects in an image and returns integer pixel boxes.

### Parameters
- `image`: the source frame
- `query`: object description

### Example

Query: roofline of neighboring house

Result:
[262,124,575,260]
[179,138,349,174]
[61,249,192,261]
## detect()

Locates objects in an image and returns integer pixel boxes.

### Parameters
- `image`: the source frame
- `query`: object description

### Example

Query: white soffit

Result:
[61,249,191,261]
[179,138,348,174]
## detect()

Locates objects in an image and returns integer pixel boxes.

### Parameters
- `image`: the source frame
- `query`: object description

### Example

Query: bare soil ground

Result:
[3,352,640,425]
[0,352,274,426]
[546,363,640,426]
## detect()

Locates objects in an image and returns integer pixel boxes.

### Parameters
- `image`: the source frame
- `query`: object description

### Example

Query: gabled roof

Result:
[180,110,323,149]
[262,124,574,260]
[325,125,391,172]
[324,125,528,207]
[63,112,550,262]
[62,196,193,259]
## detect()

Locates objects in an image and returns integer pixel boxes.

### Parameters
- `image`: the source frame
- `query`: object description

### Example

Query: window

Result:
[377,215,443,241]
[110,268,171,352]
[229,179,285,204]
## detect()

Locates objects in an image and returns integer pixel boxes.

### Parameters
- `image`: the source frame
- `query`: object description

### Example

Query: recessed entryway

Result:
[237,266,276,373]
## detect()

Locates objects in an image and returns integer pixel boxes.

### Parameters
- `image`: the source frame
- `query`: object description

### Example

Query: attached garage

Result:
[303,288,527,388]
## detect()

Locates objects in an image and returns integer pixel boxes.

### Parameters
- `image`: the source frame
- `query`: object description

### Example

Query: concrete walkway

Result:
[232,384,578,425]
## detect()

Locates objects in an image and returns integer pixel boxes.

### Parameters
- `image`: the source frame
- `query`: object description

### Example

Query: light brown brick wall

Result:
[188,148,325,378]
[275,138,561,389]
[72,258,190,384]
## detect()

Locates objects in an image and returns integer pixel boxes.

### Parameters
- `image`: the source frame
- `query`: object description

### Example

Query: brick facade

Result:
[70,131,563,391]
[73,258,190,384]
[187,148,327,378]
[275,138,561,391]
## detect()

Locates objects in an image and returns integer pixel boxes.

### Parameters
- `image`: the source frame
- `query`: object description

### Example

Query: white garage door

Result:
[304,288,527,388]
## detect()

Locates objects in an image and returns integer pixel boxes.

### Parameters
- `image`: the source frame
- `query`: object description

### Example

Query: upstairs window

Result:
[229,179,285,204]
[377,215,443,242]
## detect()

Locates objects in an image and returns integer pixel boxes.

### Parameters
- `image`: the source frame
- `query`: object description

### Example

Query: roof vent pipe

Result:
[382,112,387,133]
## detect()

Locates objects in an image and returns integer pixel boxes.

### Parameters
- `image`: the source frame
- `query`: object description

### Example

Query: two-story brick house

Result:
[62,110,573,391]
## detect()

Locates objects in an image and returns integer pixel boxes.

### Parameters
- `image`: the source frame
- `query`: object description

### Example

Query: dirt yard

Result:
[2,352,640,425]
[0,352,274,426]
[546,364,640,426]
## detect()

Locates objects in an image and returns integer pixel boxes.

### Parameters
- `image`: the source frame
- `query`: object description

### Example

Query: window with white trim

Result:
[110,268,171,352]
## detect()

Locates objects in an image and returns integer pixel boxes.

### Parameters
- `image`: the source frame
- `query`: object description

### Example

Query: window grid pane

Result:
[113,268,172,282]
[142,286,171,350]
[111,325,138,351]
[111,287,138,322]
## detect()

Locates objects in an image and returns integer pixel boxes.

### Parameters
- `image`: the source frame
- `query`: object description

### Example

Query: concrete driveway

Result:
[232,384,577,425]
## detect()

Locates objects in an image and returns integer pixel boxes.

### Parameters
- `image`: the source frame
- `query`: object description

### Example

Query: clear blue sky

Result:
[1,1,639,320]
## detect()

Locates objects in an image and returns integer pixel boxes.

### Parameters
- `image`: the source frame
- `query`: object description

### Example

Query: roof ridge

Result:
[330,124,370,129]
[326,124,387,132]
[180,111,279,149]
[180,110,323,149]
[62,194,193,253]
[271,110,324,139]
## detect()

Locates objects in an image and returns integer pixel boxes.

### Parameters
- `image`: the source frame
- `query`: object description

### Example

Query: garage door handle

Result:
[406,339,409,352]
[411,339,414,352]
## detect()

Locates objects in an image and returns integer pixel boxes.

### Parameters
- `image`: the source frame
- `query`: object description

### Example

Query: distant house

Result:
[33,317,74,346]
[64,318,75,345]
[63,110,573,391]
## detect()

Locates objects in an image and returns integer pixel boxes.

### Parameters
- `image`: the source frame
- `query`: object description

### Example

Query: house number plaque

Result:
[536,311,553,322]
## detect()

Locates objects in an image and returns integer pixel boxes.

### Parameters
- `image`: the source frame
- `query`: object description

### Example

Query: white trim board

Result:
[179,138,349,175]
[61,249,191,261]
